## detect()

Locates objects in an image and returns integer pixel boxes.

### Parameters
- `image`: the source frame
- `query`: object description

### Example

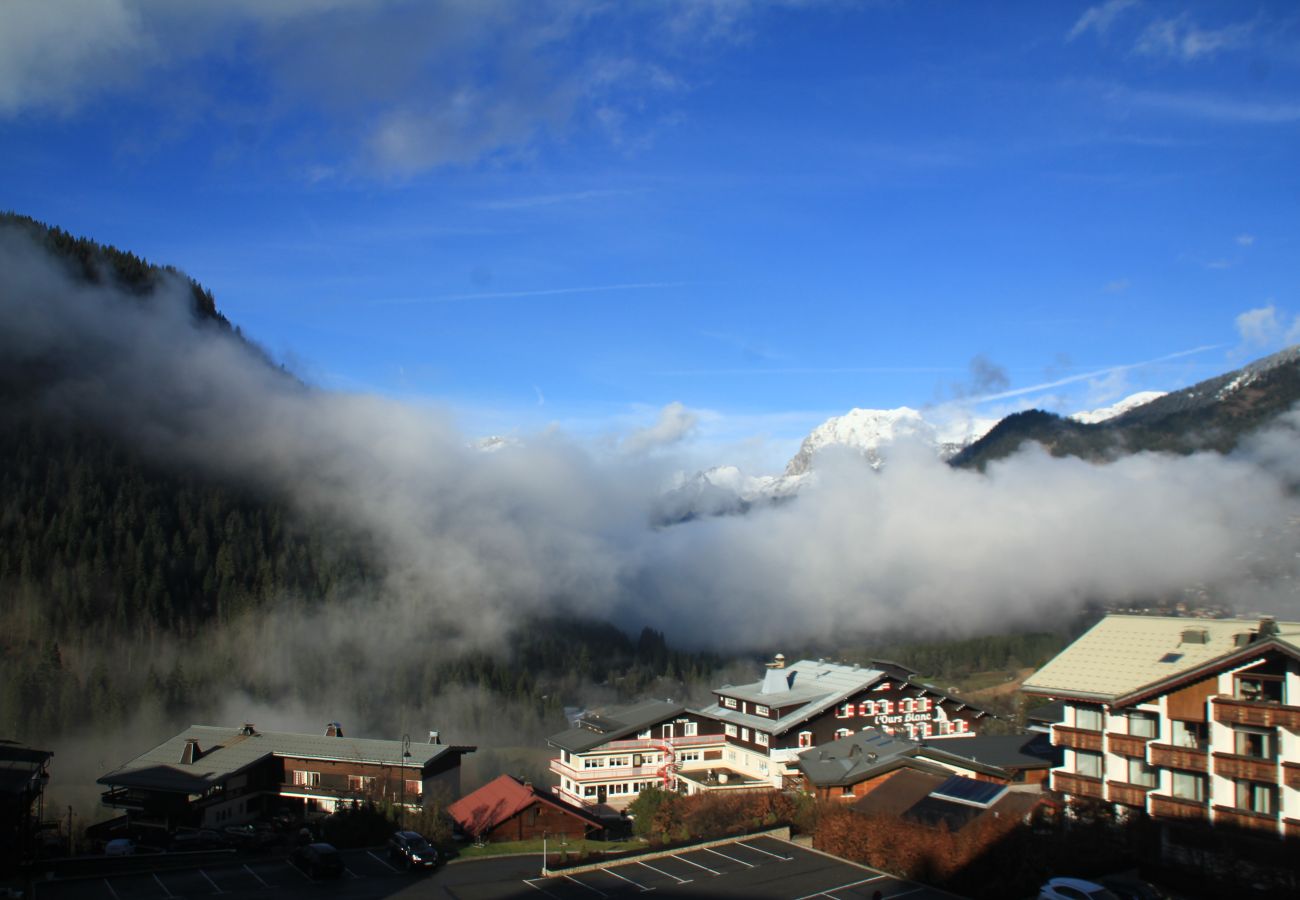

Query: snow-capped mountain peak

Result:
[1068,391,1167,425]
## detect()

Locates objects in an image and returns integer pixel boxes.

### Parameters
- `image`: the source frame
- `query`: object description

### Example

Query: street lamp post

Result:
[399,734,411,829]
[542,830,548,876]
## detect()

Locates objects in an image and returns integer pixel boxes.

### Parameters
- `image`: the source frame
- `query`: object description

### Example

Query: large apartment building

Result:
[548,655,991,811]
[1024,614,1300,839]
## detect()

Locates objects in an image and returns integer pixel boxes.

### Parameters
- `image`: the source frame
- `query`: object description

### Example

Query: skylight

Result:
[1159,652,1184,664]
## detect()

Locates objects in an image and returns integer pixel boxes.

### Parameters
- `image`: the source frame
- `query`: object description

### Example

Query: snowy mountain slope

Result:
[1070,391,1167,425]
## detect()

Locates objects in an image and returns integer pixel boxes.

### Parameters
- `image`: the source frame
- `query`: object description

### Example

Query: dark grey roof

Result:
[98,725,469,793]
[796,728,1008,787]
[547,700,685,754]
[1025,699,1066,725]
[0,741,52,795]
[935,732,1059,770]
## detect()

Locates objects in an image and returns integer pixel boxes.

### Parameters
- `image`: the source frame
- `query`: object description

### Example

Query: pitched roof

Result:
[547,700,685,753]
[795,727,1008,787]
[712,659,885,734]
[448,775,604,836]
[98,725,471,793]
[1023,614,1300,702]
[935,732,1058,771]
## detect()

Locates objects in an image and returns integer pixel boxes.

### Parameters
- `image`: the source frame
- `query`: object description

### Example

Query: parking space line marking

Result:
[103,879,120,900]
[791,874,885,900]
[243,865,268,887]
[368,850,401,872]
[672,854,721,876]
[601,867,654,892]
[152,873,174,898]
[199,869,224,894]
[564,874,608,897]
[737,841,793,861]
[704,846,755,868]
[524,880,564,900]
[637,860,690,884]
[289,859,313,882]
[344,866,360,879]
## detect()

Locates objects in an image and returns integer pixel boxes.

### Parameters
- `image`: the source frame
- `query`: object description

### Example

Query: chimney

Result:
[179,738,201,765]
[523,780,533,793]
[765,653,787,670]
[428,730,441,745]
[241,723,256,736]
[1258,616,1279,638]
[325,722,343,737]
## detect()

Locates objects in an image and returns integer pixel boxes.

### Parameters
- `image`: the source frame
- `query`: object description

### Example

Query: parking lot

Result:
[29,836,960,900]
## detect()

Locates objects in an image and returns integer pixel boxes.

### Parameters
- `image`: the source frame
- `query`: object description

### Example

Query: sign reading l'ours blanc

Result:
[869,711,939,726]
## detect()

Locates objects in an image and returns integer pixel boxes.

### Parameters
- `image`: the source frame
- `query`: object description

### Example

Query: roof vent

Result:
[765,653,787,670]
[866,752,877,763]
[428,730,441,745]
[1258,616,1279,638]
[1180,627,1209,645]
[1233,633,1252,648]
[179,738,201,765]
[325,722,344,737]
[241,723,256,736]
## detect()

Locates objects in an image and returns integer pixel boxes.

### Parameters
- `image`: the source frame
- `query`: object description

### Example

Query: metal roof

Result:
[1023,614,1300,702]
[547,700,685,754]
[794,727,1007,787]
[714,659,885,734]
[98,725,468,793]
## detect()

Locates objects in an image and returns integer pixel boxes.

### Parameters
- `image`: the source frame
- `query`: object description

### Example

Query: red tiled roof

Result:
[448,775,604,836]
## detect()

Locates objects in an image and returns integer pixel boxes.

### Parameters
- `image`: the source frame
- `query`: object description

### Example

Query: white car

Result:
[104,838,136,856]
[1038,878,1121,900]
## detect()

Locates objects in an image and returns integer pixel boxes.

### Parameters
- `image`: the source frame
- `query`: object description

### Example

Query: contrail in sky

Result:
[974,344,1224,403]
[379,282,693,304]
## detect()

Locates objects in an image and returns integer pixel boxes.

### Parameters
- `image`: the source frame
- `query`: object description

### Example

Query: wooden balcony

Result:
[1148,743,1207,772]
[1107,733,1151,758]
[1212,752,1278,783]
[1150,794,1208,823]
[1285,818,1300,841]
[1283,762,1300,791]
[1213,805,1280,835]
[1053,726,1103,753]
[1212,697,1300,731]
[1107,780,1153,808]
[1053,771,1103,799]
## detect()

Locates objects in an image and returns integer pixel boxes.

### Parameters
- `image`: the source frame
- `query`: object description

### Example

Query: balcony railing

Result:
[578,734,725,752]
[100,787,148,810]
[1148,743,1208,772]
[1213,805,1280,834]
[1285,818,1300,841]
[1052,771,1103,799]
[1212,752,1278,783]
[1283,762,1300,791]
[1106,733,1151,758]
[1212,697,1300,731]
[1052,726,1103,753]
[1149,794,1208,822]
[551,759,670,782]
[1107,780,1154,808]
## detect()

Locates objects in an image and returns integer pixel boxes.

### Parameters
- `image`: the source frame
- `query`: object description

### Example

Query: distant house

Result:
[0,740,53,866]
[98,723,474,832]
[1024,614,1300,838]
[546,655,993,812]
[449,774,606,842]
[791,728,1013,802]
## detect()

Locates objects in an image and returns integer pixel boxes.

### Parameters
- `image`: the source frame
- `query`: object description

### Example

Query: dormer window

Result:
[755,704,770,717]
[722,697,737,709]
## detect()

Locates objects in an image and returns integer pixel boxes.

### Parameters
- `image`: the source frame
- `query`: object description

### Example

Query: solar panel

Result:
[929,774,1007,808]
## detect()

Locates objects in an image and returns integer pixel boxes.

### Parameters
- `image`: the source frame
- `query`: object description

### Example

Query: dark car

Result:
[292,842,345,879]
[387,830,438,870]
[222,823,277,851]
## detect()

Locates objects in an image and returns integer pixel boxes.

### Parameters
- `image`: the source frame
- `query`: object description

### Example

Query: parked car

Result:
[103,838,136,857]
[1038,878,1122,900]
[387,830,438,871]
[222,823,277,850]
[292,842,344,879]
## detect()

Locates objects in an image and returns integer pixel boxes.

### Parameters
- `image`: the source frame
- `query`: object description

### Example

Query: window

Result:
[583,785,596,797]
[878,700,893,715]
[918,722,932,738]
[900,698,914,713]
[679,750,701,762]
[798,731,813,748]
[953,719,968,734]
[1172,772,1207,803]
[741,728,750,742]
[292,770,320,787]
[684,722,698,736]
[834,728,851,740]
[858,701,873,716]
[637,730,651,739]
[607,756,628,767]
[1236,674,1283,703]
[1235,781,1276,815]
[347,775,376,792]
[1234,727,1277,760]
[722,697,737,709]
[841,785,855,798]
[837,702,854,718]
[1170,720,1207,750]
[583,757,606,769]
[406,779,422,796]
[1075,707,1102,731]
[755,732,769,747]
[724,724,738,737]
[562,750,571,764]
[1075,751,1103,779]
[915,697,930,713]
[755,705,769,716]
[1126,711,1158,739]
[1127,759,1157,788]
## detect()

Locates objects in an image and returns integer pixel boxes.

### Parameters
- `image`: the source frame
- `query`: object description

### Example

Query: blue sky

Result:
[2,0,1298,469]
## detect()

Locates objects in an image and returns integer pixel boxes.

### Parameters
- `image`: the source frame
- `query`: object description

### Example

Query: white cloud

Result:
[1117,87,1300,125]
[1135,15,1254,62]
[1236,303,1300,349]
[1236,233,1256,247]
[622,402,700,455]
[1067,0,1139,43]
